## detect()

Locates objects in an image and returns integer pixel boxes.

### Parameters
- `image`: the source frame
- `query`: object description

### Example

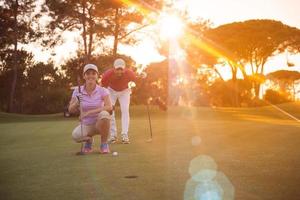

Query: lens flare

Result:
[184,155,235,200]
[189,155,218,177]
[191,136,202,146]
[194,181,224,200]
[159,14,184,39]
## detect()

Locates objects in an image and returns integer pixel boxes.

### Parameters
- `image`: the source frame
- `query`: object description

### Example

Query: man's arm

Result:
[101,70,111,88]
[128,69,137,81]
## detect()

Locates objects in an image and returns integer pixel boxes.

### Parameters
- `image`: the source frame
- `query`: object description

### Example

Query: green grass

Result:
[0,103,300,200]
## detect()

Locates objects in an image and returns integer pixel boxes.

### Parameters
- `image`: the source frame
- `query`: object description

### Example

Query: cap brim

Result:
[83,68,98,74]
[115,65,125,69]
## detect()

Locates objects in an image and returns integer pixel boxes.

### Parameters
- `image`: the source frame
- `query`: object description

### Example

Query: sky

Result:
[29,0,300,78]
[120,0,300,79]
[182,0,300,28]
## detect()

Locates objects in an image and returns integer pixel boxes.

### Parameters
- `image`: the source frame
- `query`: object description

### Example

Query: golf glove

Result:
[139,71,147,79]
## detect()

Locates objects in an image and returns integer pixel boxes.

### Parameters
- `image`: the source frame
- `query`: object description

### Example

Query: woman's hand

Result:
[68,97,79,113]
[76,94,83,103]
[81,110,93,119]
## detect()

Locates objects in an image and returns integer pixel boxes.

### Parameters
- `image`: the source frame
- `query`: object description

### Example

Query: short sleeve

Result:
[71,88,78,98]
[101,69,113,87]
[100,87,110,100]
[128,69,137,81]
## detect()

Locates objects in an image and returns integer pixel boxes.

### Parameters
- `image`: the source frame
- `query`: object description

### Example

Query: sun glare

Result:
[159,14,184,39]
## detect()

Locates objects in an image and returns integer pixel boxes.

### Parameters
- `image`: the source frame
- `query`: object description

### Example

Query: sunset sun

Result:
[158,13,184,39]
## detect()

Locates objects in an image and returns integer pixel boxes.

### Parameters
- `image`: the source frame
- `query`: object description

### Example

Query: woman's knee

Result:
[98,111,111,121]
[72,127,82,142]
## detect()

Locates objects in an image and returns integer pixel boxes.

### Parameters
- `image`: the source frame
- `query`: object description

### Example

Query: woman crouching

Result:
[68,64,113,154]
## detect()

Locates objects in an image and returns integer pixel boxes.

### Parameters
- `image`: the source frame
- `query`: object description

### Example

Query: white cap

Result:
[114,58,126,69]
[83,64,98,74]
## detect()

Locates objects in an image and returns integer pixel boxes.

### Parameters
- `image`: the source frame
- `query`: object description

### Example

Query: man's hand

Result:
[128,81,136,88]
[138,71,147,79]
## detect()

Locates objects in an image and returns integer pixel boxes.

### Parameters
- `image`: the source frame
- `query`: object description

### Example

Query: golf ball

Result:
[112,151,118,156]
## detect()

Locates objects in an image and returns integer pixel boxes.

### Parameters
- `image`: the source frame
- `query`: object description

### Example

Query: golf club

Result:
[145,97,168,142]
[76,77,85,156]
[146,103,153,142]
[139,68,153,143]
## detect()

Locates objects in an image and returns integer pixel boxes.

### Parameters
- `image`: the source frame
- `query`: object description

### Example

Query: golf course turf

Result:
[0,103,299,200]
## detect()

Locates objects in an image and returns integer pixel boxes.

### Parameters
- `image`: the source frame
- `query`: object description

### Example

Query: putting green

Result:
[0,103,299,200]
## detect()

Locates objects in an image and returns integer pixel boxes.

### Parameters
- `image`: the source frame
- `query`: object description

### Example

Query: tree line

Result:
[0,1,300,114]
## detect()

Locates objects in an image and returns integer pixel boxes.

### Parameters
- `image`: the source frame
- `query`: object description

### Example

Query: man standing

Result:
[101,58,138,144]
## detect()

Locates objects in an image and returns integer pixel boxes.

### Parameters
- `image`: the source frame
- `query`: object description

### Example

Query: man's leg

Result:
[108,88,118,140]
[96,111,111,153]
[119,89,131,143]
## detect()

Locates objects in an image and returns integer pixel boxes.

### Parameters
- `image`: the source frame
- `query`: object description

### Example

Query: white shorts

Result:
[72,111,111,142]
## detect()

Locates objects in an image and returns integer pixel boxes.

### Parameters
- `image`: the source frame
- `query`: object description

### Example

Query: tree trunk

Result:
[113,7,120,58]
[229,62,237,81]
[238,64,248,80]
[87,5,94,62]
[254,81,260,98]
[81,1,88,63]
[229,62,238,106]
[87,21,93,61]
[9,0,19,113]
[292,81,296,101]
[250,59,255,75]
[254,61,266,98]
[212,66,224,81]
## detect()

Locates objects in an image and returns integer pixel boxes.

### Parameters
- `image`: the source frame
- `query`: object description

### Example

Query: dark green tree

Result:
[44,0,162,61]
[0,50,33,112]
[60,53,136,87]
[0,0,40,112]
[44,0,113,62]
[22,62,69,114]
[109,0,162,57]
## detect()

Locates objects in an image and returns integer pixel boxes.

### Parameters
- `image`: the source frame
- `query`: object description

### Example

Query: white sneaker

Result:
[108,136,117,144]
[121,135,130,144]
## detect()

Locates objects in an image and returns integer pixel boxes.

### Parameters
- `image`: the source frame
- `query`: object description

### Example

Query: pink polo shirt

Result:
[101,68,136,91]
[72,85,109,125]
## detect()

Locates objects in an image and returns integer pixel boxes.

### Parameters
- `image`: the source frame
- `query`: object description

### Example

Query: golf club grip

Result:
[77,76,81,93]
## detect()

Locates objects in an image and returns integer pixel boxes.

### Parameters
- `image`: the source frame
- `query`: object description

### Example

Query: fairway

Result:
[0,104,300,200]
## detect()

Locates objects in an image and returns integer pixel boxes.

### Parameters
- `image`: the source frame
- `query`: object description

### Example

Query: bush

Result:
[264,89,290,104]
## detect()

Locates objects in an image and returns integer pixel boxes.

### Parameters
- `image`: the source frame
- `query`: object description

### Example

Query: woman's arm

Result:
[68,97,79,113]
[102,95,113,112]
[81,95,113,117]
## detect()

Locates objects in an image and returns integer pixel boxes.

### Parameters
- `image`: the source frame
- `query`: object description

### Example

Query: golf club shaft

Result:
[77,78,84,153]
[79,101,83,152]
[146,104,153,139]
